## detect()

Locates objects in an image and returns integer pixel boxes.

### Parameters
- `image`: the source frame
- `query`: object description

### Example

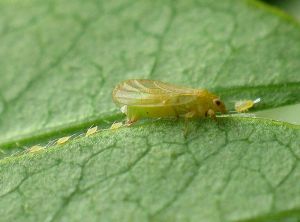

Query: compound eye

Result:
[213,99,221,106]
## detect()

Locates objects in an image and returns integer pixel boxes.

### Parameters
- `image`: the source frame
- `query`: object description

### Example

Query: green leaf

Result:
[263,0,300,21]
[1,119,300,221]
[0,0,300,221]
[0,0,300,145]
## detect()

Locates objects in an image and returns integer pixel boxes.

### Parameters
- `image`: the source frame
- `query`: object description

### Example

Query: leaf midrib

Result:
[1,80,300,150]
[1,112,299,161]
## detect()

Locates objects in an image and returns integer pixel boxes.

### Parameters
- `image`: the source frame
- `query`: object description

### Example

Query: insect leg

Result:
[184,111,196,119]
[171,105,180,119]
[206,109,216,121]
[126,115,139,125]
[125,106,139,125]
[183,111,196,137]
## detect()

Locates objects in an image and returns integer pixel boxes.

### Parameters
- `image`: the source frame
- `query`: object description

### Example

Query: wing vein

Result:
[113,79,198,107]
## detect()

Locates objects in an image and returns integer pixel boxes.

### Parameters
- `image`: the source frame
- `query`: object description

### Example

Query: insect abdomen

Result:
[127,106,179,119]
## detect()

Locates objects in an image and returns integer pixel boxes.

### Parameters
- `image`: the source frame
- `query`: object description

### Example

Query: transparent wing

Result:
[112,79,202,106]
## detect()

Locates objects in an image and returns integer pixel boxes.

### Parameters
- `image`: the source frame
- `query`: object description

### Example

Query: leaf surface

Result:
[0,0,300,221]
[264,0,300,21]
[1,119,300,222]
[0,0,300,143]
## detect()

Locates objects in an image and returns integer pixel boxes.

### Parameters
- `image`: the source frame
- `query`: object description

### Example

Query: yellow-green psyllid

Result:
[112,79,226,123]
[110,122,123,130]
[56,136,71,145]
[27,145,44,153]
[86,126,98,137]
[235,98,261,113]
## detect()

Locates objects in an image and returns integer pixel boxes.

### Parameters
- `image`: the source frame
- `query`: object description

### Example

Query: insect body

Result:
[112,79,226,123]
[27,145,44,153]
[110,122,123,130]
[235,98,261,113]
[56,136,71,145]
[86,126,98,137]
